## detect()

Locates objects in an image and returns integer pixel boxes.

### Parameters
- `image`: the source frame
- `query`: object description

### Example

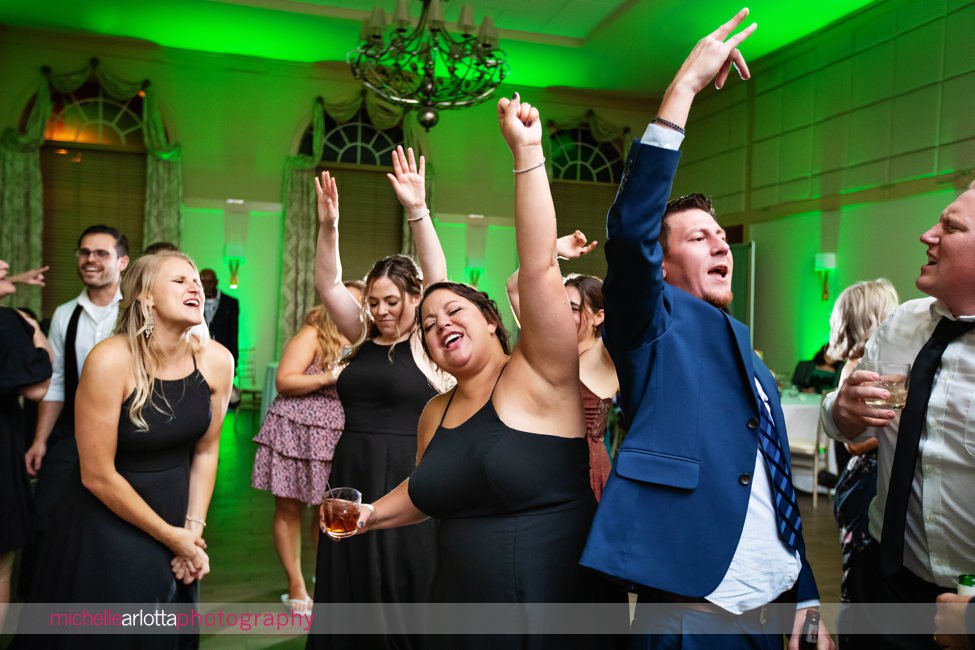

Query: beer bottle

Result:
[798,609,820,650]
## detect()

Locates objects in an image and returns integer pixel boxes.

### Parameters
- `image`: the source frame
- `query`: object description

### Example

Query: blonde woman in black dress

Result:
[25,252,233,649]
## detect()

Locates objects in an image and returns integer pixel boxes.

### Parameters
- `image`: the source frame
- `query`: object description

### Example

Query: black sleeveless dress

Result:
[309,340,438,650]
[24,366,211,649]
[407,375,623,649]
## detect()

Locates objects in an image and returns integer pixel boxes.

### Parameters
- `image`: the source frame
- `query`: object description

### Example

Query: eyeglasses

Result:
[75,248,114,260]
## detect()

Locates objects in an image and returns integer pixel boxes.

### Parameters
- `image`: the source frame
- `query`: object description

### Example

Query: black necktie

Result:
[880,316,975,575]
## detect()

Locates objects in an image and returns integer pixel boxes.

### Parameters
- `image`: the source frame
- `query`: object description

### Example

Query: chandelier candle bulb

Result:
[394,0,410,28]
[458,5,475,34]
[428,0,444,27]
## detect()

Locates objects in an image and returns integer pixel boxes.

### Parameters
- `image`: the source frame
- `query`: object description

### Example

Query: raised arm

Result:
[314,171,368,342]
[656,8,755,132]
[497,94,577,386]
[387,145,447,288]
[505,230,598,327]
[603,9,756,353]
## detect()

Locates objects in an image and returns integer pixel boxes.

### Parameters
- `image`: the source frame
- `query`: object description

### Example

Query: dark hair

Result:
[143,241,179,255]
[418,282,511,356]
[660,193,716,256]
[563,273,604,337]
[78,224,129,258]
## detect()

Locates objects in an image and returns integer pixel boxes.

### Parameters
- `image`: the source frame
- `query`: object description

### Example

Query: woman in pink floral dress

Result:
[251,304,350,610]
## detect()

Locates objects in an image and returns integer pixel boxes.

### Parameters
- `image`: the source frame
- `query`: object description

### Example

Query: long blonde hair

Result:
[304,305,344,369]
[116,251,202,430]
[827,278,899,362]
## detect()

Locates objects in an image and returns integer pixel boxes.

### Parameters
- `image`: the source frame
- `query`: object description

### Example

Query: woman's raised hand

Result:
[557,230,598,260]
[387,145,426,211]
[497,92,542,154]
[314,171,340,228]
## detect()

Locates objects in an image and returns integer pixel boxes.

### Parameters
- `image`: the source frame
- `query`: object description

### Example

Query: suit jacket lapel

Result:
[724,312,761,411]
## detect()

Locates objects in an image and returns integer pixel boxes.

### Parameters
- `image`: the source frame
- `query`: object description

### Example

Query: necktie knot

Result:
[932,316,975,344]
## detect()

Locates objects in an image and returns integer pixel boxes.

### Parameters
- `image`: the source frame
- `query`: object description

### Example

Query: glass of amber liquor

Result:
[320,488,362,540]
[860,362,910,409]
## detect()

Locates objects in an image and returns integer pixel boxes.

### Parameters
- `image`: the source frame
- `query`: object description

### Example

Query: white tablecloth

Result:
[780,392,836,494]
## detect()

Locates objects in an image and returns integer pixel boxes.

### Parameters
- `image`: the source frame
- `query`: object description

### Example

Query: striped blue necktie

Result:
[757,406,802,551]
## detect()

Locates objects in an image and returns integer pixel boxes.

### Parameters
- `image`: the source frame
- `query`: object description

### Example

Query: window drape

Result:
[0,58,182,314]
[276,91,430,356]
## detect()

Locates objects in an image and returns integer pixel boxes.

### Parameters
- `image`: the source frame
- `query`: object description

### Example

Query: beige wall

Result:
[674,0,975,372]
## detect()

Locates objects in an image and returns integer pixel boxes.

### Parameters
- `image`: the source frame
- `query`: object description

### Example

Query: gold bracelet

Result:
[185,515,207,528]
[407,210,429,223]
[513,157,546,174]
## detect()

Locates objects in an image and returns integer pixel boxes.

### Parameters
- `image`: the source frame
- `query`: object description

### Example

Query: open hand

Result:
[672,8,757,93]
[314,171,339,228]
[387,145,426,211]
[557,231,598,260]
[497,92,542,154]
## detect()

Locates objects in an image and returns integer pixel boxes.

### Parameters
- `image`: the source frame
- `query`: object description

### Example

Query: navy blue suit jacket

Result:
[579,142,819,604]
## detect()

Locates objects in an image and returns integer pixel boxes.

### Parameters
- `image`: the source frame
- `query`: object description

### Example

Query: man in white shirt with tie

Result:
[823,181,975,649]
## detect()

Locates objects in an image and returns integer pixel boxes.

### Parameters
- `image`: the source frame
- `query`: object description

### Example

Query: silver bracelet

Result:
[513,157,546,174]
[185,515,207,528]
[407,210,429,223]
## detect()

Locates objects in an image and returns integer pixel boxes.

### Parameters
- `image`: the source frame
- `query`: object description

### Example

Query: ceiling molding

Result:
[207,0,583,47]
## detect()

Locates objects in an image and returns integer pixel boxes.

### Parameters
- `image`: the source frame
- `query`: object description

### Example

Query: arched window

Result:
[34,79,147,314]
[297,109,405,280]
[298,110,403,167]
[45,80,146,152]
[549,125,624,184]
[548,123,627,278]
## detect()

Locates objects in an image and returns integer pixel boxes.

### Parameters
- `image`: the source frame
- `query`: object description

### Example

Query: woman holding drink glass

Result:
[349,95,624,649]
[309,145,452,650]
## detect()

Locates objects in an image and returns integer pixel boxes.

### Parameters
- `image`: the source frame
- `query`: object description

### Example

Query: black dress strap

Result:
[436,388,457,429]
[489,362,508,399]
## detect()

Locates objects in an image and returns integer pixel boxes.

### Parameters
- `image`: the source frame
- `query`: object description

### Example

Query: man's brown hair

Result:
[660,193,716,255]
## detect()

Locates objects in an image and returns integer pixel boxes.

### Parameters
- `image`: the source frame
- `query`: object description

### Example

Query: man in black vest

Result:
[20,224,129,594]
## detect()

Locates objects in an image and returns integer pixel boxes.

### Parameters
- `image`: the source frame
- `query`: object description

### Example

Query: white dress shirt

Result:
[822,297,975,587]
[641,123,810,613]
[43,289,122,402]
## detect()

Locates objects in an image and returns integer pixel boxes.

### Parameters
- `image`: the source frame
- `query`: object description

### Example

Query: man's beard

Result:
[703,289,733,310]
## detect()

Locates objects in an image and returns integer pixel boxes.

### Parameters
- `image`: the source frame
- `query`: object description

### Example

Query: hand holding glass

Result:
[860,363,910,410]
[320,487,362,540]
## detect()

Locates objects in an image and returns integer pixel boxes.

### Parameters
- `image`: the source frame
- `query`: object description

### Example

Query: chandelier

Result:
[348,0,508,130]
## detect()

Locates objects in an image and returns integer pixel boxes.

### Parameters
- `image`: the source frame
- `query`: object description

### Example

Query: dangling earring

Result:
[145,312,155,339]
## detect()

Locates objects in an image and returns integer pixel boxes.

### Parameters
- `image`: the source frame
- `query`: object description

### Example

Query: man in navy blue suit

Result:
[580,9,832,649]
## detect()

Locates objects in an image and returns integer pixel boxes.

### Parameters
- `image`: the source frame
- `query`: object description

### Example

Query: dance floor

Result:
[4,409,842,649]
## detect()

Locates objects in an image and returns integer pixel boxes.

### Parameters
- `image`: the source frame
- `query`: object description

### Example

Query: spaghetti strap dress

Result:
[309,340,438,650]
[407,367,626,649]
[23,363,212,650]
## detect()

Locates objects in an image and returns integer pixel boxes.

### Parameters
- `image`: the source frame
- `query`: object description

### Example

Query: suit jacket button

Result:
[739,474,752,486]
[747,418,759,429]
